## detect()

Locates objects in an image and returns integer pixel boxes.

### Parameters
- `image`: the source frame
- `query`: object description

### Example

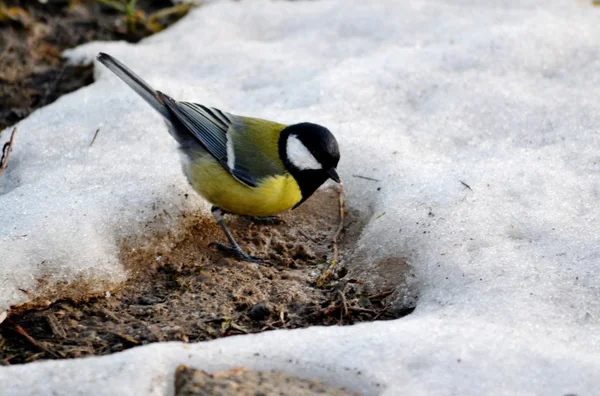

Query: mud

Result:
[0,0,188,130]
[174,365,357,396]
[0,189,415,365]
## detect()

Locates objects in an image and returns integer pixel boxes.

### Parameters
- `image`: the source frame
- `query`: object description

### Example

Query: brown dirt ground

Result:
[0,0,190,130]
[0,189,415,364]
[174,365,357,396]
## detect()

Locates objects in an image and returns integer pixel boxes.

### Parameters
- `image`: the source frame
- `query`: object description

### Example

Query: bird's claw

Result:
[208,242,262,263]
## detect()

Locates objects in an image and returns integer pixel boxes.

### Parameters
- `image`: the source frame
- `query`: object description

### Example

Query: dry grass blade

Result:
[146,3,197,33]
[109,331,139,345]
[5,318,60,359]
[316,182,345,288]
[229,322,250,334]
[89,128,101,146]
[338,290,349,318]
[352,174,380,182]
[459,180,473,191]
[45,313,66,339]
[0,127,17,178]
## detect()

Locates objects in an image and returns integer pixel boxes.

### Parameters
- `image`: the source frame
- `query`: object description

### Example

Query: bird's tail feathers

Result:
[96,52,170,119]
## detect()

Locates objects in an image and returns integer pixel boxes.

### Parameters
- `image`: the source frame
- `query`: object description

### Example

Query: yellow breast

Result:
[186,155,302,217]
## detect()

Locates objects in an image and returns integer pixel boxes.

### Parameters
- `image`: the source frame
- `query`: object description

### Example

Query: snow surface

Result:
[1,0,600,394]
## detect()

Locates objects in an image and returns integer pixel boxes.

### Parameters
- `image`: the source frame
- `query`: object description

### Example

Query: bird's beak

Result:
[326,168,341,183]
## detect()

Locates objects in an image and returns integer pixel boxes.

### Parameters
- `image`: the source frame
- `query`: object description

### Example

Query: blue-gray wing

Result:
[157,92,281,187]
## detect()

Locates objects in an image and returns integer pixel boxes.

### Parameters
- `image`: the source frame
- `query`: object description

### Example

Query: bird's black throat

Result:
[290,170,330,209]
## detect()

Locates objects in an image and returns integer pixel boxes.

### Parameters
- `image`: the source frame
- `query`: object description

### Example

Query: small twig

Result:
[45,313,66,339]
[278,309,287,328]
[260,322,280,331]
[347,279,364,285]
[368,289,395,301]
[89,128,101,147]
[0,127,17,178]
[459,180,473,192]
[338,290,349,319]
[1,355,17,366]
[109,330,139,345]
[5,319,60,359]
[99,307,121,323]
[372,307,388,321]
[316,182,345,288]
[347,306,378,315]
[352,174,381,182]
[371,302,389,321]
[260,308,287,331]
[229,322,249,334]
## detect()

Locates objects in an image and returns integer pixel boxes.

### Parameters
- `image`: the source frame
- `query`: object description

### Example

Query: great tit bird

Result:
[96,53,340,263]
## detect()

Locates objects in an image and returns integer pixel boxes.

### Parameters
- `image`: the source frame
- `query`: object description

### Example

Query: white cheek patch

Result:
[286,135,322,170]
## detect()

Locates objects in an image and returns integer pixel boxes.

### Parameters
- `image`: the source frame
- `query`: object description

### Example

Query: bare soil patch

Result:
[0,189,415,365]
[174,365,357,396]
[0,0,189,130]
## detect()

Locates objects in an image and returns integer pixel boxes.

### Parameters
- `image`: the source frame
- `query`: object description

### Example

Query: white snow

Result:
[1,0,600,394]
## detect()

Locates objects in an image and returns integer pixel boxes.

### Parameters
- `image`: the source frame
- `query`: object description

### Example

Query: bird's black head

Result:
[278,122,341,208]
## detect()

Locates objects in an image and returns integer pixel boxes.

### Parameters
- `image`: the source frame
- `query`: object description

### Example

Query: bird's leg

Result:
[209,206,262,263]
[244,215,282,225]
